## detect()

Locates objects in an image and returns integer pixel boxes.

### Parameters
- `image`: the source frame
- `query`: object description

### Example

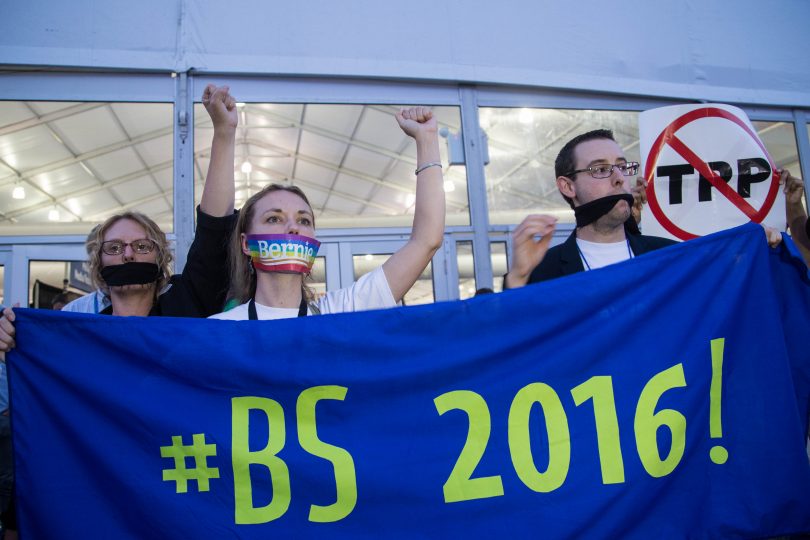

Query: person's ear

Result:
[241,233,250,256]
[557,175,576,200]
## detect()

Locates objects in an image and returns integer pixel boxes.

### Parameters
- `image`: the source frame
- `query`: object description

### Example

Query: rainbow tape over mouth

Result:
[246,234,321,274]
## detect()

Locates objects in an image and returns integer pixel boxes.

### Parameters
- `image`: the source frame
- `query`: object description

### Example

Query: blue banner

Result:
[8,224,810,539]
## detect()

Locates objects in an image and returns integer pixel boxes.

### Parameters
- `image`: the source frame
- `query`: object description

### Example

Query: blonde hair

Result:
[87,212,173,293]
[228,184,316,305]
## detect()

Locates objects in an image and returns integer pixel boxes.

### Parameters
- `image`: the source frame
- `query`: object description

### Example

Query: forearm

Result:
[410,133,444,253]
[381,132,445,301]
[199,127,236,217]
[181,210,238,316]
[786,197,809,248]
[790,216,810,267]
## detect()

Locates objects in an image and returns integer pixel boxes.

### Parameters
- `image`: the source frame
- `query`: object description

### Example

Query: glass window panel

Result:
[481,109,803,227]
[307,257,326,298]
[352,253,433,305]
[28,260,86,309]
[753,121,801,178]
[0,102,173,236]
[456,241,476,300]
[457,241,505,298]
[195,103,468,229]
[755,121,806,220]
[490,242,507,293]
[480,108,639,226]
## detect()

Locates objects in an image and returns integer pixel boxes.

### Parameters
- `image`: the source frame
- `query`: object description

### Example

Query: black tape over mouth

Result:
[101,262,160,286]
[574,194,635,228]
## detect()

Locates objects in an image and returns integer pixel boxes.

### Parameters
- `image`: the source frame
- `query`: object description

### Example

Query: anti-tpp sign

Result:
[639,104,784,241]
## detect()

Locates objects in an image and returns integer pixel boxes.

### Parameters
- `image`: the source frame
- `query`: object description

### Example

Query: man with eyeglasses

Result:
[504,129,677,289]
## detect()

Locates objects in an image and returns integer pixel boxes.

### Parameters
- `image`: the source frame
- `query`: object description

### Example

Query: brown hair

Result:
[228,183,317,305]
[86,212,173,293]
[555,129,616,209]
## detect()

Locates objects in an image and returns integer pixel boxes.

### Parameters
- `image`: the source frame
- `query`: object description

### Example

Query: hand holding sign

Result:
[631,177,648,225]
[782,169,805,206]
[782,169,810,261]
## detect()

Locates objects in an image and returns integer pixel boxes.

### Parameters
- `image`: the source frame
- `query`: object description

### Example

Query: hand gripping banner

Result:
[7,224,810,539]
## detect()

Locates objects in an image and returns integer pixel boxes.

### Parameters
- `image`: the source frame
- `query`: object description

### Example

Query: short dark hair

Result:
[554,129,616,209]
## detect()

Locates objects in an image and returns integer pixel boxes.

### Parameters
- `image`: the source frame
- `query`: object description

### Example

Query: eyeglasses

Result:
[101,239,156,256]
[565,161,640,179]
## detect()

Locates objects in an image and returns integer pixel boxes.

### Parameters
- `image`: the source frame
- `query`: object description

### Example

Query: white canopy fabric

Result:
[1,0,809,107]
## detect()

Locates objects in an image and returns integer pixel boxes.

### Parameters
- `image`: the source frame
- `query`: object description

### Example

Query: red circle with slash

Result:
[644,107,779,240]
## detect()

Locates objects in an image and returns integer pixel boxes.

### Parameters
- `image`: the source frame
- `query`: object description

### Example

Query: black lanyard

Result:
[248,295,308,320]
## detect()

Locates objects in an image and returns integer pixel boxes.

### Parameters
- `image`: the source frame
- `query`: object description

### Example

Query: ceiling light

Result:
[66,198,81,214]
[241,160,253,174]
[48,208,60,221]
[364,254,374,261]
[518,108,533,125]
[12,185,25,200]
[443,180,456,193]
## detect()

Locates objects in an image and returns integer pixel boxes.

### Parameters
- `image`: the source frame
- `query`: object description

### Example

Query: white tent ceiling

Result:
[0,102,472,233]
[0,101,802,235]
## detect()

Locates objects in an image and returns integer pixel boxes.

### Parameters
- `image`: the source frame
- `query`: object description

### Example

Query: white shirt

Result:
[575,238,634,271]
[209,266,396,321]
[60,284,172,314]
[61,290,110,314]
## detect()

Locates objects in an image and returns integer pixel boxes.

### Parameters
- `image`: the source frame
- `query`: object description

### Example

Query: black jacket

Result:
[525,230,677,285]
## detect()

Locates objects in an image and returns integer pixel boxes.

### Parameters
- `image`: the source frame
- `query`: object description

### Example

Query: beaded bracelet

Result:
[414,161,442,175]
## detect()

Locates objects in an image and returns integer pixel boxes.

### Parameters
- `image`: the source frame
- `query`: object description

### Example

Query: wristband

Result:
[415,162,442,175]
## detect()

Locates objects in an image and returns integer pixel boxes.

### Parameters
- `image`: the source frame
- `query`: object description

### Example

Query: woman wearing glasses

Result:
[0,84,238,348]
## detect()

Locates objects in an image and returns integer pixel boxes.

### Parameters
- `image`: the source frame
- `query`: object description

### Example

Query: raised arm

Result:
[199,84,238,217]
[382,107,445,302]
[783,169,810,265]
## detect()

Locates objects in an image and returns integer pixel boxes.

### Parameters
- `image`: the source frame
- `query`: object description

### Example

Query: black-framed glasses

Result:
[101,239,156,256]
[565,161,640,179]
